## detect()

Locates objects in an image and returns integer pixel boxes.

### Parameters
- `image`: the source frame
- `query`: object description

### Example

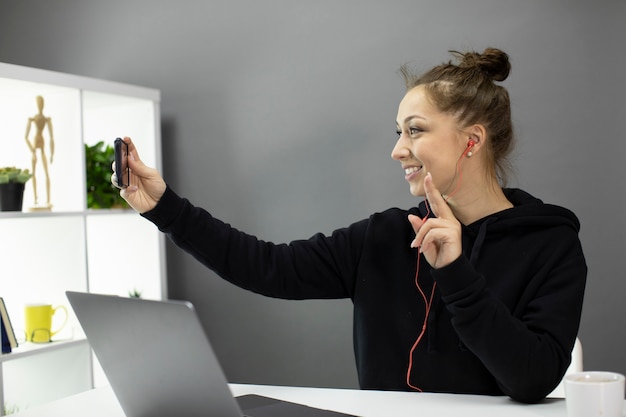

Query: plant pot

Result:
[0,183,26,212]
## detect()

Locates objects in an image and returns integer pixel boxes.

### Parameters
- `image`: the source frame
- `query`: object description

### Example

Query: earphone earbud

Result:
[464,140,476,157]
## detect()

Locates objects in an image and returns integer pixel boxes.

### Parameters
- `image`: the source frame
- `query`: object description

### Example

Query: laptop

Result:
[66,291,356,417]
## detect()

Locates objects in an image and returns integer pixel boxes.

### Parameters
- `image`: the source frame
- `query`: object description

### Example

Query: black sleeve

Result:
[142,186,364,300]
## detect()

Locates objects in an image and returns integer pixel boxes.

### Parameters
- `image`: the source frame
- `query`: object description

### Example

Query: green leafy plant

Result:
[129,288,143,298]
[0,167,32,184]
[3,401,19,415]
[85,141,128,209]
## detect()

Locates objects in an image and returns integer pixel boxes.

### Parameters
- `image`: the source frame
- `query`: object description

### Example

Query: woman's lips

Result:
[404,165,423,181]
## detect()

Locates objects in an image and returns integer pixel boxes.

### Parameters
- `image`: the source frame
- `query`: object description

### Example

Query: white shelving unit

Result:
[0,62,166,415]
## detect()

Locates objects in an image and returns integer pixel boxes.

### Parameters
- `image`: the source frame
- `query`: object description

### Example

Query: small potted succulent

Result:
[0,167,32,211]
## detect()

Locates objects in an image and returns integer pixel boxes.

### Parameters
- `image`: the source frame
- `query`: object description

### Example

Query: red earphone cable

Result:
[406,200,437,391]
[406,254,437,391]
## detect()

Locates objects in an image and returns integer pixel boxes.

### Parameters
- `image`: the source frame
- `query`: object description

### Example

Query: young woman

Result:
[113,48,586,403]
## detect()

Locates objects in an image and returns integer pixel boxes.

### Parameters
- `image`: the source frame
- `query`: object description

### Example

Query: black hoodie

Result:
[143,186,587,404]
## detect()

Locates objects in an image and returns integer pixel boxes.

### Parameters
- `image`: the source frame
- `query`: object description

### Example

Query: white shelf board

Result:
[0,338,89,363]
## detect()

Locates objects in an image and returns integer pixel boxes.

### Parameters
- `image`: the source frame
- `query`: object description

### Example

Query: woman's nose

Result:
[391,136,409,160]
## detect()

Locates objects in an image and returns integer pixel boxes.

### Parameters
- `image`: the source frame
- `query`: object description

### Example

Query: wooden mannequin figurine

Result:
[25,95,54,209]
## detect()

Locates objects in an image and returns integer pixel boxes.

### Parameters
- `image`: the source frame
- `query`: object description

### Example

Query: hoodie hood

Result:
[483,188,580,232]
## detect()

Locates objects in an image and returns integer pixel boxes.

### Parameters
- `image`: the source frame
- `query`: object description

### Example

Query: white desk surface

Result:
[8,383,625,417]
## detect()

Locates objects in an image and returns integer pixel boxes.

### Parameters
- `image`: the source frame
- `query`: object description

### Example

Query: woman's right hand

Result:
[111,136,167,214]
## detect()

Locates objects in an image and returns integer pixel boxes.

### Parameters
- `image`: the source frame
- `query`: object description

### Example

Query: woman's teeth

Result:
[405,166,421,175]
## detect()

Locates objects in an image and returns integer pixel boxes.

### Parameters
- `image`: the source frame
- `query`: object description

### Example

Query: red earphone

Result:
[463,140,476,157]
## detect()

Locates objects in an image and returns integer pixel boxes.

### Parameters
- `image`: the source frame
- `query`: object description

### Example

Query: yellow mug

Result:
[24,304,68,343]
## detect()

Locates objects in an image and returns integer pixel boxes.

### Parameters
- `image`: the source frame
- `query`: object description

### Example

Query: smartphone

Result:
[114,137,129,188]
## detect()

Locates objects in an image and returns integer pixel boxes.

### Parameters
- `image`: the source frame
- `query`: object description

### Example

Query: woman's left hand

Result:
[408,173,462,269]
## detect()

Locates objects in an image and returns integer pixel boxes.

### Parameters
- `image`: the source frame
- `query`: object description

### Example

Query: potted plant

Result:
[0,167,32,211]
[85,141,129,209]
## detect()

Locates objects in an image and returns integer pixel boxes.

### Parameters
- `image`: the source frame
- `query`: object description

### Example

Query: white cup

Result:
[564,371,625,417]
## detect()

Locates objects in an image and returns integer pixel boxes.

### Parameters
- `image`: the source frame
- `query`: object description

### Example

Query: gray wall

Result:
[1,0,624,389]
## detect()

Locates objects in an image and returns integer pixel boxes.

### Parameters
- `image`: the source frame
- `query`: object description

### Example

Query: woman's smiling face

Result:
[392,86,466,197]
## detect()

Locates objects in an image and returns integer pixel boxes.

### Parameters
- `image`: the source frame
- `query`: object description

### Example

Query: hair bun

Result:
[456,47,511,82]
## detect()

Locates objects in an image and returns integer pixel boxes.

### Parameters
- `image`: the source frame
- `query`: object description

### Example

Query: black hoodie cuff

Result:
[140,185,186,231]
[430,255,485,299]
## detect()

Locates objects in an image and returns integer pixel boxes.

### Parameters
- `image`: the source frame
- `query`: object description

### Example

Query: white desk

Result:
[8,383,622,417]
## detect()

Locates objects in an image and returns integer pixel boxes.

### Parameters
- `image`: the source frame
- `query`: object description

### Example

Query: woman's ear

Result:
[465,124,487,155]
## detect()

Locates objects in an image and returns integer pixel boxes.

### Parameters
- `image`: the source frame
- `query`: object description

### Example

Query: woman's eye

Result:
[409,127,423,135]
[395,130,402,137]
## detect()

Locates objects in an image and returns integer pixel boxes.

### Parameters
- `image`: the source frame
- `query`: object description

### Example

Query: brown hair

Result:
[400,48,515,185]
